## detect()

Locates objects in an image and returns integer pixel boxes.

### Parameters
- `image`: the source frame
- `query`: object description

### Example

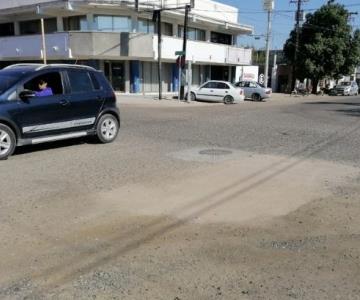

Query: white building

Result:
[0,0,253,93]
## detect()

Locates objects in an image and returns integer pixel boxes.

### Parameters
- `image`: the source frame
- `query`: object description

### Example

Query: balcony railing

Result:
[0,32,252,66]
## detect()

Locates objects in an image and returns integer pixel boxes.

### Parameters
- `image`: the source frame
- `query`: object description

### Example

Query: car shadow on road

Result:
[18,119,360,296]
[13,137,97,156]
[304,101,360,106]
[334,108,360,117]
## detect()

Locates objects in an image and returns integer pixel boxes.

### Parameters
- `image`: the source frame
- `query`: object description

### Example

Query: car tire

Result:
[96,114,119,144]
[252,93,261,101]
[224,95,234,104]
[0,124,16,160]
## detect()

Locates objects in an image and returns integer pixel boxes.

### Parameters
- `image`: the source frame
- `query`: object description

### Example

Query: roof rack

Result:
[45,64,96,71]
[4,63,96,71]
[4,63,46,71]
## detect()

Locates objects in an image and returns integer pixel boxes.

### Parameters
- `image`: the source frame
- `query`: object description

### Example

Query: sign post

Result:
[175,51,186,101]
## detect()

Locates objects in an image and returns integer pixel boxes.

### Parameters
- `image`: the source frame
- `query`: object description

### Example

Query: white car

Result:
[188,81,245,104]
[331,81,359,96]
[235,81,272,101]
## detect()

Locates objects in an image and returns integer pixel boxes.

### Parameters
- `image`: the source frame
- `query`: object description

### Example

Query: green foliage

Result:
[283,2,360,81]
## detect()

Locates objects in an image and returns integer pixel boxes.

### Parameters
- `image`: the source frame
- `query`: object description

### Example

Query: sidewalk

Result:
[115,93,222,106]
[115,92,331,106]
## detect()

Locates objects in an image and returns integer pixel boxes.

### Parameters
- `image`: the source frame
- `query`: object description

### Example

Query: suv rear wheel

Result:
[0,124,16,160]
[96,114,119,143]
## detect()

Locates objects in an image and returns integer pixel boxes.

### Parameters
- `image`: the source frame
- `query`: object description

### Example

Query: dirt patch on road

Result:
[1,151,360,299]
[98,150,358,225]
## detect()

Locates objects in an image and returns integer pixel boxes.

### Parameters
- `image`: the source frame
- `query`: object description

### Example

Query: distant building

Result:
[0,0,253,94]
[253,50,292,92]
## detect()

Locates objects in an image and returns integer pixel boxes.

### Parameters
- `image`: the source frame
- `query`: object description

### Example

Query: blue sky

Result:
[217,0,360,49]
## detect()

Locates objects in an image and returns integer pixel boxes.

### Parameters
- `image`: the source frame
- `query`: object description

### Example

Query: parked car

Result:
[0,63,120,160]
[187,81,244,104]
[330,81,359,96]
[234,81,272,101]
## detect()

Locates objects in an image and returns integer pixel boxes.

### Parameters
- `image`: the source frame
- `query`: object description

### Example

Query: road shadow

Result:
[335,108,360,117]
[13,137,97,156]
[304,101,360,106]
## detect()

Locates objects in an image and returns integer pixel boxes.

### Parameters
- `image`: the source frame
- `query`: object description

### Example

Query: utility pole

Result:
[134,0,194,100]
[153,10,162,100]
[263,0,274,88]
[290,0,308,91]
[180,4,191,100]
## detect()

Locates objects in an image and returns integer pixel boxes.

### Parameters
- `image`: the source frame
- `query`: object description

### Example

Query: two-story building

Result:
[0,0,253,94]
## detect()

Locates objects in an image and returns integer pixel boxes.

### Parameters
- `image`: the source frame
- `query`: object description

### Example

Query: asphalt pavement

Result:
[1,94,360,299]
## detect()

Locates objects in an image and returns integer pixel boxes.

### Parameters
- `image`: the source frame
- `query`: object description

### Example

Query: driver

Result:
[35,79,53,97]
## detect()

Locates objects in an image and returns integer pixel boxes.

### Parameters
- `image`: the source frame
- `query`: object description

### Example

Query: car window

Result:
[216,82,229,89]
[0,73,20,94]
[249,82,257,88]
[90,72,101,90]
[237,82,245,87]
[23,71,64,96]
[202,82,212,89]
[202,82,218,89]
[67,70,94,93]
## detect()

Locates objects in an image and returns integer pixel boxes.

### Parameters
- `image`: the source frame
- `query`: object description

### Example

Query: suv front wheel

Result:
[0,124,16,160]
[96,114,119,143]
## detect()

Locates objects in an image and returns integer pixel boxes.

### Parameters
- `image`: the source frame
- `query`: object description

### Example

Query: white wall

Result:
[0,0,239,24]
[0,0,50,9]
[156,36,252,65]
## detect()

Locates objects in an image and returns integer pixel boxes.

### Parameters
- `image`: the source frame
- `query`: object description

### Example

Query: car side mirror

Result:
[19,90,36,100]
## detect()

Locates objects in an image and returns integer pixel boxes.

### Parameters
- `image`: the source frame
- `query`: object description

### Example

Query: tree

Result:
[283,1,360,93]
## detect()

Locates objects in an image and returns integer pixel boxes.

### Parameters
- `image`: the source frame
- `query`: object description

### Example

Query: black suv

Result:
[0,64,120,160]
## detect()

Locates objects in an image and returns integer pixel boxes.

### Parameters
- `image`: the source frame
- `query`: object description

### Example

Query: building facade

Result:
[0,0,253,93]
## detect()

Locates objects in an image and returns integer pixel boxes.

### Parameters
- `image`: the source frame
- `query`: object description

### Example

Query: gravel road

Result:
[0,94,360,299]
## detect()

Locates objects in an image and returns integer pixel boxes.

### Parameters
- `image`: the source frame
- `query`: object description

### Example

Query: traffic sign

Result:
[176,56,186,68]
[259,74,265,84]
[175,51,185,56]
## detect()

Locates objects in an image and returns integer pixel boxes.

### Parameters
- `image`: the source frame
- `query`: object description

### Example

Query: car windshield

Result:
[341,82,351,86]
[0,73,21,94]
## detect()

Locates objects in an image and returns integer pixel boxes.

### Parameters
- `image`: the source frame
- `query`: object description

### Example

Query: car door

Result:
[197,82,216,101]
[241,82,251,99]
[64,69,105,130]
[214,82,230,101]
[8,70,72,139]
[236,81,248,98]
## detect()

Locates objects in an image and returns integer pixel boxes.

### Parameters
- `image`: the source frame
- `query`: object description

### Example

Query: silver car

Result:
[331,81,359,96]
[189,81,245,104]
[235,81,272,101]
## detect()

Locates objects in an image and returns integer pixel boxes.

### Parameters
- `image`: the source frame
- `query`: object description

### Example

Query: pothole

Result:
[170,147,241,163]
[199,149,233,156]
